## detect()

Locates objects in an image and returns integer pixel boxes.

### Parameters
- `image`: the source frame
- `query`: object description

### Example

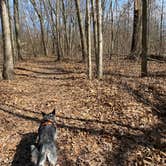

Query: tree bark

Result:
[7,0,15,62]
[56,0,61,61]
[96,0,103,79]
[110,0,114,59]
[130,0,141,59]
[62,0,70,55]
[47,0,59,57]
[14,0,23,60]
[74,0,87,62]
[0,0,14,80]
[141,0,148,77]
[159,0,164,55]
[86,0,92,80]
[91,0,98,64]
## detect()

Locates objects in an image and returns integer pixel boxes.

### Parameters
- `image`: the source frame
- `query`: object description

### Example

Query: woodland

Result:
[0,0,166,165]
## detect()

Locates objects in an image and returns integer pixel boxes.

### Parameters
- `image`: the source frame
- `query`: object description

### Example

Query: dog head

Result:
[41,109,56,123]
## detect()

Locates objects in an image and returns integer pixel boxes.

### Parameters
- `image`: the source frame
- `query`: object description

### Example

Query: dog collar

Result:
[41,120,55,126]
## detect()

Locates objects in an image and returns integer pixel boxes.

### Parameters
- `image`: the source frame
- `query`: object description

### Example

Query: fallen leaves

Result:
[0,56,165,165]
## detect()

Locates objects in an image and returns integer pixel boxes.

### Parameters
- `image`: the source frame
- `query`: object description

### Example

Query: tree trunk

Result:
[86,0,92,80]
[30,0,48,57]
[141,0,147,77]
[74,0,87,62]
[14,0,23,60]
[130,0,141,59]
[96,0,103,79]
[110,0,114,59]
[62,0,70,55]
[56,0,61,61]
[40,18,48,57]
[0,0,14,80]
[50,11,56,56]
[91,0,98,64]
[47,0,57,57]
[25,18,37,57]
[159,0,164,55]
[7,0,15,62]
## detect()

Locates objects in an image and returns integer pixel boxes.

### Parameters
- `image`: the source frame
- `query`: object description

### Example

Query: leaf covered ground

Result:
[0,56,166,166]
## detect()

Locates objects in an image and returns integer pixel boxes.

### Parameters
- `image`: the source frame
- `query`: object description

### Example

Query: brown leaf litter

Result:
[0,56,165,166]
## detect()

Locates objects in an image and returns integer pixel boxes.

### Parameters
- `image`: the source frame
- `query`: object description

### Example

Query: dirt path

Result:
[0,57,165,166]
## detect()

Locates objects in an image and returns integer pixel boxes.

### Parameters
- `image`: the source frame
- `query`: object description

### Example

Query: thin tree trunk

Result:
[50,16,56,56]
[74,0,87,62]
[62,0,70,55]
[48,0,62,60]
[25,19,37,57]
[159,0,164,55]
[96,0,103,79]
[40,18,48,56]
[147,0,151,53]
[50,11,56,56]
[0,0,14,80]
[68,16,73,55]
[30,0,48,57]
[130,0,141,59]
[7,0,15,62]
[91,0,98,64]
[14,0,23,60]
[141,0,147,77]
[110,0,114,59]
[86,0,92,80]
[47,0,57,56]
[56,0,61,61]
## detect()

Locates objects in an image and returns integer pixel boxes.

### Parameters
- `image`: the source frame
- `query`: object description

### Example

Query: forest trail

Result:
[0,57,166,166]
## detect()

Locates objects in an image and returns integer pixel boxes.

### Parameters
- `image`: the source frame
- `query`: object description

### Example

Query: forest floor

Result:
[0,56,166,166]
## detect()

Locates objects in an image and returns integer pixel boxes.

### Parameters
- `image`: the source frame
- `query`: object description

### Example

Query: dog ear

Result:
[41,111,46,117]
[51,109,56,115]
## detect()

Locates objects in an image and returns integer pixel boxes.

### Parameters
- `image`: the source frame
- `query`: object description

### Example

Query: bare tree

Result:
[7,0,15,62]
[130,0,141,59]
[91,0,98,63]
[56,0,61,61]
[47,0,62,60]
[86,0,92,80]
[159,0,164,55]
[0,0,14,79]
[25,16,37,57]
[62,0,70,55]
[14,0,23,60]
[30,0,48,57]
[141,0,148,77]
[96,0,103,79]
[109,0,114,58]
[74,0,87,62]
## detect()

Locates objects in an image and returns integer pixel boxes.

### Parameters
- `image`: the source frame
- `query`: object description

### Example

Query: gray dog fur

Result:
[31,109,57,166]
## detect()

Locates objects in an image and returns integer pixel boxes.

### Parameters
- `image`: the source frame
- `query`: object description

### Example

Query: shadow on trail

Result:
[105,70,166,79]
[16,67,72,75]
[11,133,37,166]
[0,102,41,115]
[16,66,84,76]
[108,79,166,165]
[1,74,165,165]
[149,70,166,78]
[104,71,139,78]
[15,67,83,80]
[15,73,80,80]
[0,105,39,122]
[11,132,75,166]
[57,115,145,133]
